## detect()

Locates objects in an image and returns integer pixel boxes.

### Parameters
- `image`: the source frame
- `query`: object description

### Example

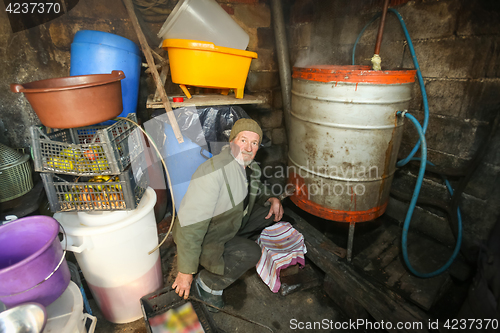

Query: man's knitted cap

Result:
[229,118,263,144]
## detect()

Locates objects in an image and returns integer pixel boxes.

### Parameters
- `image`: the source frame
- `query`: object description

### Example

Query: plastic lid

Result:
[173,97,184,102]
[292,65,417,84]
[72,30,140,56]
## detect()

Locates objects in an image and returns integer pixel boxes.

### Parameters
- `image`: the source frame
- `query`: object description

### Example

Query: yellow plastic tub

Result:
[162,39,257,99]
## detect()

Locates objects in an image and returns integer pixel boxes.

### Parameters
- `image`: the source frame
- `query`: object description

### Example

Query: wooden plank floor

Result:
[352,222,454,311]
[286,208,432,333]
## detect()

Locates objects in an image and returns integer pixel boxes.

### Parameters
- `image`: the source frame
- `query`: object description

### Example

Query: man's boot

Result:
[194,275,224,313]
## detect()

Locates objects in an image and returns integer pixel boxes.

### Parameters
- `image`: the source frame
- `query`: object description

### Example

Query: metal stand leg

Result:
[347,222,355,263]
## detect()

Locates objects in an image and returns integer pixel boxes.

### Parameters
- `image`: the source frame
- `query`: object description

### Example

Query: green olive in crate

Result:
[47,156,75,171]
[47,148,82,172]
[87,175,124,209]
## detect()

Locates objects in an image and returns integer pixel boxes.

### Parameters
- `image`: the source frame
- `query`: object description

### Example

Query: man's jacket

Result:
[173,145,272,275]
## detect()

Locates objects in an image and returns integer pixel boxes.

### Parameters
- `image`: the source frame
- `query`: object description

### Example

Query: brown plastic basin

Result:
[11,70,126,129]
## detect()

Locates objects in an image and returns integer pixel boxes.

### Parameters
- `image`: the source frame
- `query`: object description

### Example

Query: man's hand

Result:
[172,272,193,299]
[265,197,284,222]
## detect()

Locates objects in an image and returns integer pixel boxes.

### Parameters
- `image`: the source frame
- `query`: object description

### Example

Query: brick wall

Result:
[285,0,500,249]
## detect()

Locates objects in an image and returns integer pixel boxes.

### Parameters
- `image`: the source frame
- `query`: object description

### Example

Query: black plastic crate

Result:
[31,113,143,176]
[140,287,219,333]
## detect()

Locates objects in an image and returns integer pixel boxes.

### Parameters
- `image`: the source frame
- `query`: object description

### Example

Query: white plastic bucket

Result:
[157,0,249,50]
[43,281,97,333]
[54,188,163,324]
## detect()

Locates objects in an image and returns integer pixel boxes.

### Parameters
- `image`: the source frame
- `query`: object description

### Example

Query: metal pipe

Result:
[271,0,292,141]
[347,222,356,263]
[374,0,390,55]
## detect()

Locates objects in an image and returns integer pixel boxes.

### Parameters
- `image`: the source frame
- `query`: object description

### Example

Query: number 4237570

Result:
[5,2,61,14]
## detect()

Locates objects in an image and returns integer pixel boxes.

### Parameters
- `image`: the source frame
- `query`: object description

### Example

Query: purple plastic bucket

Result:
[0,216,71,308]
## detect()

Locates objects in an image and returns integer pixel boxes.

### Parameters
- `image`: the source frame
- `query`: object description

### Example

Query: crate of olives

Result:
[41,165,148,212]
[31,113,143,176]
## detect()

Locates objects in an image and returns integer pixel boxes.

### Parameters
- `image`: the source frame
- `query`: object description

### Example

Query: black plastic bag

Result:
[152,105,253,155]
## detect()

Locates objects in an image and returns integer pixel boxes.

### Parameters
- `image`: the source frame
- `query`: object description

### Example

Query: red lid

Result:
[292,65,416,84]
[173,97,184,102]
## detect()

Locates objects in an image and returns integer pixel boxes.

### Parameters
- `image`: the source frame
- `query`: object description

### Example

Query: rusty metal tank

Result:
[288,65,416,223]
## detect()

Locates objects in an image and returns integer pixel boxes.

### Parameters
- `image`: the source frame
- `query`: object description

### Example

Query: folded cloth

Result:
[256,222,307,293]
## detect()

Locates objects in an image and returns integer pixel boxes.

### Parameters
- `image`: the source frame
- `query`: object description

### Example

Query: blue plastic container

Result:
[70,30,141,126]
[163,123,212,213]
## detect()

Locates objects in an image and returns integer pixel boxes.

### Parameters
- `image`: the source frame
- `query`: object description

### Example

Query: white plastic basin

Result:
[157,0,249,50]
[43,281,96,333]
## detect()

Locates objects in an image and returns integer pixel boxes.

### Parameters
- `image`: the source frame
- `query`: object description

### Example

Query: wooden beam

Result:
[323,274,370,320]
[286,208,432,333]
[122,0,184,143]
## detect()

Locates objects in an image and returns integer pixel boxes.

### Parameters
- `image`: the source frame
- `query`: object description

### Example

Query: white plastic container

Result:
[157,0,250,50]
[54,188,163,324]
[43,281,97,333]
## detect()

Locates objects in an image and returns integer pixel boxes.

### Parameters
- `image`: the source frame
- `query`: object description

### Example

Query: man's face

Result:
[230,131,260,166]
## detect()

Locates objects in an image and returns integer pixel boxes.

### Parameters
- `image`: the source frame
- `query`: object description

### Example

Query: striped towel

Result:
[256,222,307,293]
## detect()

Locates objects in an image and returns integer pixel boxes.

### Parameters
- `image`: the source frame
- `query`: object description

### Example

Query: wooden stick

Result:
[122,0,184,143]
[154,64,169,103]
[151,49,167,64]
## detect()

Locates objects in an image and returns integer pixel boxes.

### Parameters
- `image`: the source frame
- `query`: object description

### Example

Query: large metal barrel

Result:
[288,65,416,223]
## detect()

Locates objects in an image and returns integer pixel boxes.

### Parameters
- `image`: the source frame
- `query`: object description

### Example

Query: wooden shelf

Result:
[146,93,266,109]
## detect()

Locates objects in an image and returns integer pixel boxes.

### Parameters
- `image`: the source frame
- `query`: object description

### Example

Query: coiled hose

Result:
[399,112,463,278]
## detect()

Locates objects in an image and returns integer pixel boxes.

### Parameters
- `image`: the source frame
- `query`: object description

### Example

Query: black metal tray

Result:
[140,285,219,333]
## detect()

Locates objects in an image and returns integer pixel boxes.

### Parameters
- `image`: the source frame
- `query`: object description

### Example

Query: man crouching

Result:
[171,118,283,312]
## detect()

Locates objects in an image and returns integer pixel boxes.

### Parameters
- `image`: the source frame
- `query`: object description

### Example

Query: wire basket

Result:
[31,113,144,176]
[0,143,34,202]
[40,165,148,212]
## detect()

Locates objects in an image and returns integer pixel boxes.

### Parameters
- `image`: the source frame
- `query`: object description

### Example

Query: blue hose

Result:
[351,9,463,276]
[399,112,462,277]
[353,9,462,277]
[352,8,429,167]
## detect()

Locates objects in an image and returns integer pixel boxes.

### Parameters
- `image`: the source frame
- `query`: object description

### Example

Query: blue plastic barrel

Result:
[70,30,141,126]
[162,123,212,213]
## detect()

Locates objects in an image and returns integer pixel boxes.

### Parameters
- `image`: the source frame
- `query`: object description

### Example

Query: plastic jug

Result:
[144,110,212,213]
[70,30,141,126]
[163,123,212,212]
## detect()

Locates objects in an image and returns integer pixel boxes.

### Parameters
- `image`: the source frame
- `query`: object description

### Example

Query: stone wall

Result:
[0,0,144,147]
[285,0,500,250]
